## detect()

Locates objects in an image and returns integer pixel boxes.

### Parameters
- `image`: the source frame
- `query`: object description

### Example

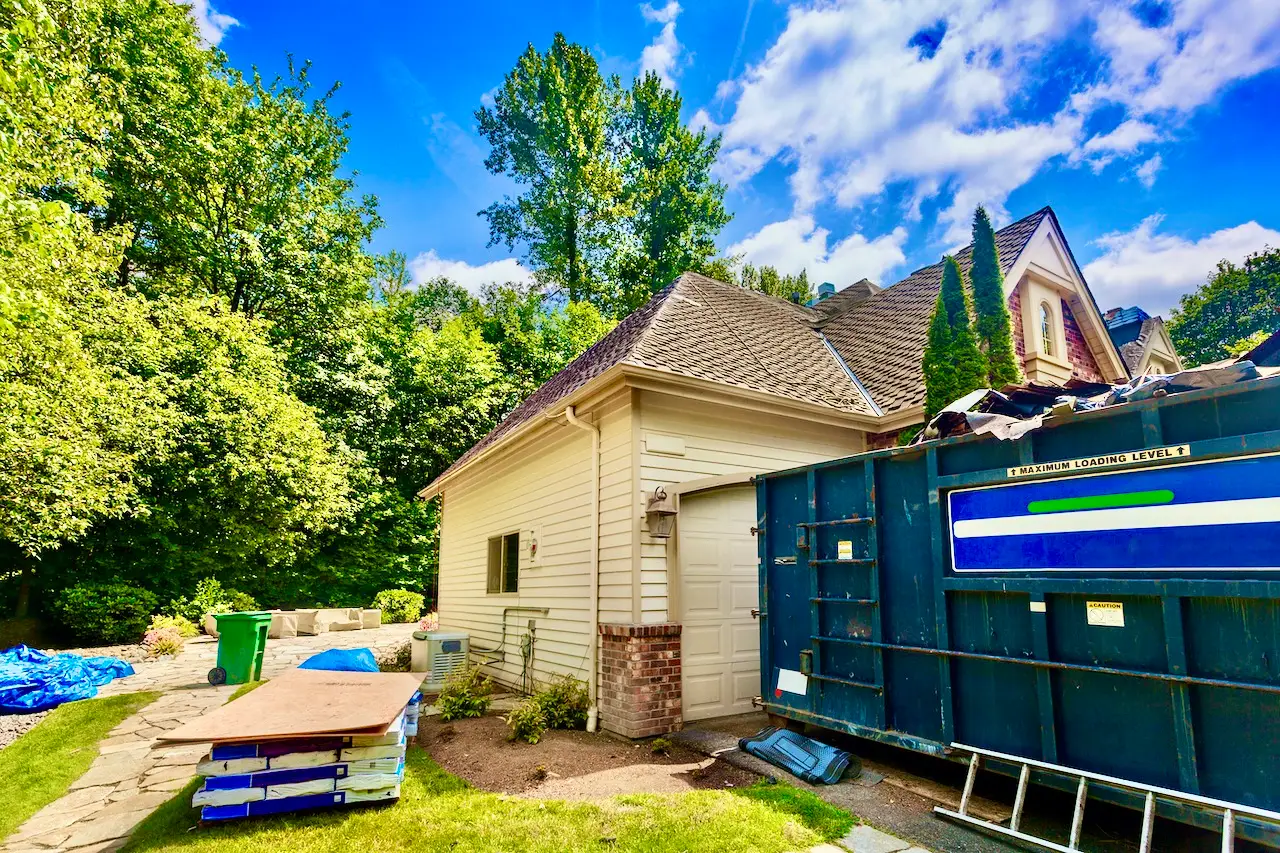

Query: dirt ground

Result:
[416,714,758,798]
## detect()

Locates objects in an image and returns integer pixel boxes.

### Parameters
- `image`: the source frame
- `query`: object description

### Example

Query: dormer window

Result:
[1039,302,1055,356]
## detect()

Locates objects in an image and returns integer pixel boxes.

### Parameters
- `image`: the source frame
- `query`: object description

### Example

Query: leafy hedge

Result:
[372,589,424,623]
[50,583,158,645]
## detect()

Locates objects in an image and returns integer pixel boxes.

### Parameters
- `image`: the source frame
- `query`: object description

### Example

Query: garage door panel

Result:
[679,485,760,722]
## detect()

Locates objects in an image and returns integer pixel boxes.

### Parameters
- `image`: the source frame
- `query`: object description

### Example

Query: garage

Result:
[676,485,760,721]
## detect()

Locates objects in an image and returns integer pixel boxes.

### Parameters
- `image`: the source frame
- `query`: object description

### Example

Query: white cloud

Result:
[708,0,1280,247]
[409,251,533,294]
[1135,154,1162,188]
[1082,215,1280,314]
[726,215,909,286]
[185,0,237,46]
[639,2,685,87]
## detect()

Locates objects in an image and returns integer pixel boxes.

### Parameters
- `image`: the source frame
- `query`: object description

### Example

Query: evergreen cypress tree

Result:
[970,206,1023,387]
[922,256,987,417]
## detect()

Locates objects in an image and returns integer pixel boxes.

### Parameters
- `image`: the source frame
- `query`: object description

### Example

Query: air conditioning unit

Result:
[413,631,469,692]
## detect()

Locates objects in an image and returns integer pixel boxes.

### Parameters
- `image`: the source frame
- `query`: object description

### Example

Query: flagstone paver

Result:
[2,624,418,853]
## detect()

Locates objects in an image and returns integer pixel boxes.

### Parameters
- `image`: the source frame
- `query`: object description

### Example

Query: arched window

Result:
[1039,302,1055,356]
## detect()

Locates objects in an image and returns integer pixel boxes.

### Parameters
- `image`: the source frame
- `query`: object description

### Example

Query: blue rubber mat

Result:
[738,727,853,785]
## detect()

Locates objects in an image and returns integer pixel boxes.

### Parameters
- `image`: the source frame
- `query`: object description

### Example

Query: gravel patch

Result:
[39,644,147,664]
[0,709,49,751]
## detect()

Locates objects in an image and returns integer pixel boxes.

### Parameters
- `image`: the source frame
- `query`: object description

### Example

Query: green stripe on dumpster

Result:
[1027,489,1175,514]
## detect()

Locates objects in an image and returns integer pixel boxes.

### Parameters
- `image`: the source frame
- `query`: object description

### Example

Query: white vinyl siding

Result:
[637,390,865,622]
[437,389,630,690]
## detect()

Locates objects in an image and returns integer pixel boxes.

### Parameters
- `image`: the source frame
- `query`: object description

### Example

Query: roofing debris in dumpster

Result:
[161,669,422,822]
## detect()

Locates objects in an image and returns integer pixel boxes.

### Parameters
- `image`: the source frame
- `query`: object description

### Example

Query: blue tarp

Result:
[297,648,379,673]
[0,645,135,714]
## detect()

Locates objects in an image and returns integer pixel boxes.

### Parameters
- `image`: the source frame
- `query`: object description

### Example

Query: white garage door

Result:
[678,485,760,721]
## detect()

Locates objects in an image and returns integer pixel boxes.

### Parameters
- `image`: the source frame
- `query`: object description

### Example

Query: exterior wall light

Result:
[645,487,678,539]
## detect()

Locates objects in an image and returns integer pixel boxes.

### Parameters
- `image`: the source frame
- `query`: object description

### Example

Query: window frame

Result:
[486,531,520,594]
[1039,301,1056,356]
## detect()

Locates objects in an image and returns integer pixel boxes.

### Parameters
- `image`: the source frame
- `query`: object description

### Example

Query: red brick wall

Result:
[1008,288,1026,362]
[598,623,682,738]
[865,430,900,450]
[1061,299,1106,383]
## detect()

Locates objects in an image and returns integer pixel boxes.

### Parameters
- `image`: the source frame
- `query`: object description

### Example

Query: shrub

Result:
[534,675,590,730]
[167,579,259,626]
[419,611,439,632]
[651,736,672,755]
[505,697,547,744]
[50,583,158,645]
[148,614,198,639]
[437,667,492,721]
[143,626,185,657]
[224,589,258,612]
[376,641,412,673]
[372,589,424,624]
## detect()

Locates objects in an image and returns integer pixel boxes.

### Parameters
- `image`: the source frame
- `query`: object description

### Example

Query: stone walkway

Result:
[3,624,418,853]
[96,623,415,697]
[3,688,233,853]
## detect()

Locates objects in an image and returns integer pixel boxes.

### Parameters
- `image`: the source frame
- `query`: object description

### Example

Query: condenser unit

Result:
[415,631,469,692]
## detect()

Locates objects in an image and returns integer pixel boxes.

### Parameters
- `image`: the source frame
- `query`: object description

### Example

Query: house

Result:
[417,206,1130,738]
[1103,306,1184,374]
[1239,328,1280,368]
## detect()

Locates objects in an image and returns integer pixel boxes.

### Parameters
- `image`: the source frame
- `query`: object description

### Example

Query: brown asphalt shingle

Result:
[424,207,1055,490]
[821,207,1050,414]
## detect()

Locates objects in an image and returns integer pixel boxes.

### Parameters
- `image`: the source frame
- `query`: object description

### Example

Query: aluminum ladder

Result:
[935,742,1280,853]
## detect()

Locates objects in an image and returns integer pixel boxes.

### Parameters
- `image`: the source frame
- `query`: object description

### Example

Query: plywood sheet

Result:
[160,669,423,744]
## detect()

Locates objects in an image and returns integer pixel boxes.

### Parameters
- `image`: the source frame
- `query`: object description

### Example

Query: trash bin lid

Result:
[212,611,274,624]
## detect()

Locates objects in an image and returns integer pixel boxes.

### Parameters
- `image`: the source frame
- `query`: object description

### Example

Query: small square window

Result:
[487,532,520,594]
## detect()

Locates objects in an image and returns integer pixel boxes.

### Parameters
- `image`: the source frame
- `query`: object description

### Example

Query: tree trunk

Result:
[566,217,580,302]
[14,565,33,619]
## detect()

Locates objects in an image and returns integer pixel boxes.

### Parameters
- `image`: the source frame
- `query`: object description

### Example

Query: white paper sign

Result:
[1086,601,1125,627]
[838,540,853,560]
[776,668,809,696]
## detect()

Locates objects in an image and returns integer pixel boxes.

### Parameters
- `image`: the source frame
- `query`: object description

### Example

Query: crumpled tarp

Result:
[297,648,379,673]
[0,644,135,713]
[915,362,1263,443]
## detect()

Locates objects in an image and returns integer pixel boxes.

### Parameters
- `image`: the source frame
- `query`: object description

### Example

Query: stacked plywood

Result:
[160,669,422,823]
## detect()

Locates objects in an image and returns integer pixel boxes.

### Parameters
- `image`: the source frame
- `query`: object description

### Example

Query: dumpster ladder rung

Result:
[933,742,1278,853]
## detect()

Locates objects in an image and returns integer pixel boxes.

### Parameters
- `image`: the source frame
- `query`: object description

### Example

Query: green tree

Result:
[1169,248,1280,365]
[969,206,1022,387]
[476,33,623,306]
[740,264,815,304]
[610,72,730,311]
[922,256,987,418]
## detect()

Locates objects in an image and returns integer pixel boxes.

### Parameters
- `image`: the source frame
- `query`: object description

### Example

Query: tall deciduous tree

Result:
[476,34,623,306]
[611,72,730,312]
[739,264,815,303]
[969,206,1022,387]
[922,257,987,418]
[1169,248,1280,366]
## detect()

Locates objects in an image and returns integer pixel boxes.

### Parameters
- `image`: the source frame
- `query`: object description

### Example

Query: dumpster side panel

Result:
[759,376,1280,832]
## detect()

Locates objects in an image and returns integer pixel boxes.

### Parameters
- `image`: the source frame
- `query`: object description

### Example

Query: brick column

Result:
[597,623,682,738]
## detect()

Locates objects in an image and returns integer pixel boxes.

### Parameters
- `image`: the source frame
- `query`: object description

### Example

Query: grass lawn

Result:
[124,748,854,853]
[0,691,161,839]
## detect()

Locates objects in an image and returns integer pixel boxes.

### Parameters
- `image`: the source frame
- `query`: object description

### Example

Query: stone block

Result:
[361,609,382,629]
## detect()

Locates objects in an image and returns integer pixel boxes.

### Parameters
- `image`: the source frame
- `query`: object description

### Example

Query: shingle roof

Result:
[1114,316,1169,373]
[820,207,1051,414]
[426,273,878,487]
[424,206,1057,491]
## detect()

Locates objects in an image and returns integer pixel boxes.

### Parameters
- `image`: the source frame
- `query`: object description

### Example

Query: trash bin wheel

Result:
[207,667,228,686]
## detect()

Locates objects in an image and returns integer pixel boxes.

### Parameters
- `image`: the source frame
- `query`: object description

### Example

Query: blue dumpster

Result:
[756,373,1280,843]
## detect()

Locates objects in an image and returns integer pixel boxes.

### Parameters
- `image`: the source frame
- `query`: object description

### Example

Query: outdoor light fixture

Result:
[645,487,678,538]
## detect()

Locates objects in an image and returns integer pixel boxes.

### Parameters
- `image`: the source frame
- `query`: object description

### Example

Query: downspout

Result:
[563,406,601,733]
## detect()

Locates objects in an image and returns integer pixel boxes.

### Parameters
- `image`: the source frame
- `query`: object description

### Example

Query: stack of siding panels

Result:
[191,692,421,822]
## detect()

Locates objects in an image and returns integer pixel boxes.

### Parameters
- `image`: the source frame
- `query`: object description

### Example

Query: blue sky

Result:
[195,0,1280,316]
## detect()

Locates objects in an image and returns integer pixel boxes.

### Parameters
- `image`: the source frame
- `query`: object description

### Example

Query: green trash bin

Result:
[208,611,272,686]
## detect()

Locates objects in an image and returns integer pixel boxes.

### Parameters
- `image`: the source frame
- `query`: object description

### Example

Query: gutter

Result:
[562,405,601,733]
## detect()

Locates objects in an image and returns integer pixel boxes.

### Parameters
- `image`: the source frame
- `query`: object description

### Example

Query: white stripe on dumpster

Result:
[952,497,1280,539]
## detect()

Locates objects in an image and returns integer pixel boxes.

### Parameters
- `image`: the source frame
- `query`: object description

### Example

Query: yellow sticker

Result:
[838,540,853,560]
[1086,601,1125,627]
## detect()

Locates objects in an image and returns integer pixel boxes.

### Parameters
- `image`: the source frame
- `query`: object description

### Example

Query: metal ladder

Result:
[935,742,1280,853]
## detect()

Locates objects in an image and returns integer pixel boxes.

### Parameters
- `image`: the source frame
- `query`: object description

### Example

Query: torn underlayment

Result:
[915,362,1268,443]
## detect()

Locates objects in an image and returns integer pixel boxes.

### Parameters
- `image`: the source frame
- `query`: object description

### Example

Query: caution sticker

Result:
[837,540,853,560]
[1086,601,1124,627]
